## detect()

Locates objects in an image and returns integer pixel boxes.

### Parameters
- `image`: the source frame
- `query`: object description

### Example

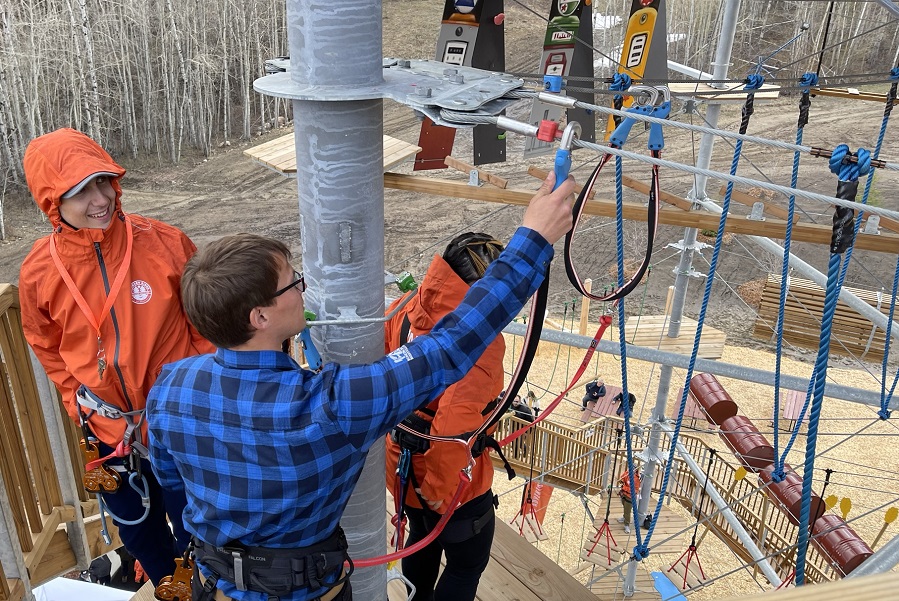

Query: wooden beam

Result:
[622,174,695,211]
[724,571,899,601]
[812,87,899,105]
[526,166,595,199]
[383,172,899,253]
[717,185,798,223]
[24,506,75,574]
[443,156,508,189]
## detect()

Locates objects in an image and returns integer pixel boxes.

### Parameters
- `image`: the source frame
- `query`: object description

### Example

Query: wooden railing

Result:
[0,285,119,601]
[492,413,839,584]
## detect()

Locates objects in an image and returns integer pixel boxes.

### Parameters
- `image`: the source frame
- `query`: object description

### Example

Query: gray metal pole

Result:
[630,3,743,592]
[660,424,783,587]
[846,533,899,577]
[286,2,386,599]
[502,322,890,408]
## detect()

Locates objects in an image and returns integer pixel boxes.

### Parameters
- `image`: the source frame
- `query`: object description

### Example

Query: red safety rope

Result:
[500,311,614,447]
[350,470,471,568]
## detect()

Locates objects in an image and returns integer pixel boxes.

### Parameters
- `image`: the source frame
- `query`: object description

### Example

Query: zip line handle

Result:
[553,121,581,191]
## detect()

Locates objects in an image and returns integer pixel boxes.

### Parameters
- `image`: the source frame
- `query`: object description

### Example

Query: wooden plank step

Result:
[588,564,660,600]
[666,557,707,591]
[524,514,549,541]
[509,516,539,544]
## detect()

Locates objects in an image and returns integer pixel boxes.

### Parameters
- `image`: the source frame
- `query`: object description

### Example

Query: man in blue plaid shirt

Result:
[146,172,575,601]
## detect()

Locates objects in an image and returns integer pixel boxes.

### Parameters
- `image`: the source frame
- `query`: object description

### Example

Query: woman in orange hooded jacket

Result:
[18,128,214,585]
[384,232,505,601]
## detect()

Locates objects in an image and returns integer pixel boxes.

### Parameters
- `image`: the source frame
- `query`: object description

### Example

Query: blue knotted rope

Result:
[640,74,763,553]
[771,73,818,482]
[796,146,868,585]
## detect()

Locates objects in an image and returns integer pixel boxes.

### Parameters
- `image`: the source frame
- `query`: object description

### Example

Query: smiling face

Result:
[58,175,116,229]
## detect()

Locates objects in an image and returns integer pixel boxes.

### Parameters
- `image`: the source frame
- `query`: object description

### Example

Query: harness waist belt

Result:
[193,527,349,597]
[76,386,143,421]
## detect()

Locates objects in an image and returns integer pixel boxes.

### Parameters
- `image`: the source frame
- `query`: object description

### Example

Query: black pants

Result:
[402,490,495,601]
[95,442,190,585]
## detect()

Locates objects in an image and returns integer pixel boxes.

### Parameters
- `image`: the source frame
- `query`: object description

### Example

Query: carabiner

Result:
[553,121,582,191]
[647,86,671,151]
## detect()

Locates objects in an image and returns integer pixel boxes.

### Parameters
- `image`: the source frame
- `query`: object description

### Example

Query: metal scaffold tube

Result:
[660,424,783,587]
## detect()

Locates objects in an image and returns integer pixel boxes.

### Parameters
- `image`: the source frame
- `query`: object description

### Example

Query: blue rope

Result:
[794,252,843,586]
[611,153,644,557]
[637,74,762,558]
[795,147,870,586]
[880,256,899,420]
[771,73,817,482]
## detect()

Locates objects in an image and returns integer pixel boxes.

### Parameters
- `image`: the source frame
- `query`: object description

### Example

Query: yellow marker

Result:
[825,494,838,511]
[387,560,398,571]
[605,6,658,139]
[872,507,898,548]
[734,466,748,481]
[840,497,852,520]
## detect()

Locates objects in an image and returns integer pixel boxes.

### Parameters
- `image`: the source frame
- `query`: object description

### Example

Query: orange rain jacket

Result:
[384,254,505,513]
[18,128,214,446]
[619,470,642,503]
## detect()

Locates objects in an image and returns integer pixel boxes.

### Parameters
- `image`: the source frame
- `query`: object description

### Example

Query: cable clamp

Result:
[543,74,563,93]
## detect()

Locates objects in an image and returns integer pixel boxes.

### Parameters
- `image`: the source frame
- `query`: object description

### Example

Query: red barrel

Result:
[719,415,774,471]
[758,463,825,526]
[689,373,738,425]
[811,514,873,576]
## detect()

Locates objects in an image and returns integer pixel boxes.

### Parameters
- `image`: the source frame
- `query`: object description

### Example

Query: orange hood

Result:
[404,254,468,333]
[23,128,125,228]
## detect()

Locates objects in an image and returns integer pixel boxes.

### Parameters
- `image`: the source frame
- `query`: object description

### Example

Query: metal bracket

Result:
[468,169,481,187]
[255,59,523,126]
[681,99,700,114]
[748,201,766,221]
[666,240,711,252]
[863,214,881,235]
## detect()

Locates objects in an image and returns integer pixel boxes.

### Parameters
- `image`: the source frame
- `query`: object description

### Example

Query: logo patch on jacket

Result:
[131,280,153,304]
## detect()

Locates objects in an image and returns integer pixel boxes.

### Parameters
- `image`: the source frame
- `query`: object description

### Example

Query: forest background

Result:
[2,0,898,191]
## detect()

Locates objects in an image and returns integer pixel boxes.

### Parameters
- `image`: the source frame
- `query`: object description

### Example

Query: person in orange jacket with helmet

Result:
[18,128,214,585]
[385,232,506,601]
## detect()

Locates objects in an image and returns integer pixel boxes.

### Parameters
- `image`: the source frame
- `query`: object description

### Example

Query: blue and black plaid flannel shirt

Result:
[147,227,552,600]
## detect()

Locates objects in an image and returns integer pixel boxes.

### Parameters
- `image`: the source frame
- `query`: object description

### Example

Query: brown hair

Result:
[182,234,291,348]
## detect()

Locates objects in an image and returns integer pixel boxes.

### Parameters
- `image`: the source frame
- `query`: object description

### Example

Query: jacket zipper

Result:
[94,242,134,412]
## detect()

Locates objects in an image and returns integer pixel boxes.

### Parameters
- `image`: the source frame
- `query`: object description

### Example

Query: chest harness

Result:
[50,216,153,540]
[389,313,514,550]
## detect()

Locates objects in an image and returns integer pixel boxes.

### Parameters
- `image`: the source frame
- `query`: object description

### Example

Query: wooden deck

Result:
[243,132,421,177]
[753,274,890,361]
[387,517,598,601]
[580,385,624,423]
[624,315,727,359]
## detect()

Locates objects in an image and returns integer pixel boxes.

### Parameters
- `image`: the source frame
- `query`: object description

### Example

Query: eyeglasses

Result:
[273,270,306,297]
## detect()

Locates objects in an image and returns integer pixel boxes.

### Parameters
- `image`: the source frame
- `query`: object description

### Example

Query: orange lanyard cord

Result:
[49,217,134,342]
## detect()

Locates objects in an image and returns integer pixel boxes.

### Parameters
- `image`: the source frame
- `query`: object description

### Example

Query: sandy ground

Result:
[491,324,899,598]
